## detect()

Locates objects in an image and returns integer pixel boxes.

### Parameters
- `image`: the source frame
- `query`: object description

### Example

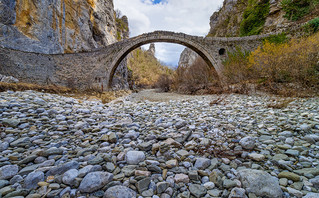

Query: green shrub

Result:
[281,0,319,21]
[304,17,319,33]
[263,33,289,44]
[239,0,270,36]
[223,47,252,84]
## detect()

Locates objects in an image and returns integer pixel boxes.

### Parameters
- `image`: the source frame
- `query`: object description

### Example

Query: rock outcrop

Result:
[0,0,126,54]
[147,43,156,57]
[178,48,199,68]
[207,0,313,37]
[0,0,130,89]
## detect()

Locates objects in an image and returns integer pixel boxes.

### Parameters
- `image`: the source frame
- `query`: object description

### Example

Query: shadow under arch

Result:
[108,31,223,89]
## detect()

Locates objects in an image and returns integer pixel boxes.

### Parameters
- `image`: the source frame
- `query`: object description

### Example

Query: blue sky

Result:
[114,0,223,67]
[151,0,162,4]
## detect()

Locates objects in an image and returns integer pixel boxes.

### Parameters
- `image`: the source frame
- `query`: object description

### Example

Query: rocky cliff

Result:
[208,0,288,37]
[0,0,130,90]
[178,48,198,68]
[0,0,127,54]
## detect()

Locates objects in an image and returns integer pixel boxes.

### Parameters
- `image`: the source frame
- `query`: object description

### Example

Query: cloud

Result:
[114,0,223,66]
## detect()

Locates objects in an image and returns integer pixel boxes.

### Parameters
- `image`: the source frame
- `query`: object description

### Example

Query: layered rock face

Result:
[178,48,199,68]
[0,0,131,89]
[0,0,125,54]
[208,0,289,37]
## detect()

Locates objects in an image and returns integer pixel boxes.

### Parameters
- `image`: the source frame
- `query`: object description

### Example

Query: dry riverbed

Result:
[0,89,319,198]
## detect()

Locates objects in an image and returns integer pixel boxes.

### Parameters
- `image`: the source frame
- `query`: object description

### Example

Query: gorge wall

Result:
[0,0,130,89]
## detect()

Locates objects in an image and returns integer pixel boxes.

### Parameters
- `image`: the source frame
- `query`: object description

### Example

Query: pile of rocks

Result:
[0,90,318,198]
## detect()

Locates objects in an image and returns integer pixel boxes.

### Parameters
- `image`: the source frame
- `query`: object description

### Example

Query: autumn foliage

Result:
[223,32,319,96]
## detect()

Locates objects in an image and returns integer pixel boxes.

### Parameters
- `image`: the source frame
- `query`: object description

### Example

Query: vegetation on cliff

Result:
[281,0,319,21]
[239,0,270,36]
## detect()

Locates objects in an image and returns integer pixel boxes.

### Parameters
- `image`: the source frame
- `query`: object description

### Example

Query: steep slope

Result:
[0,0,130,90]
[208,0,319,37]
[0,0,127,54]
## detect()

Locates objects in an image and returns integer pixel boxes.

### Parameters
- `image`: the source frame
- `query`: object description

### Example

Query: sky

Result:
[113,0,223,67]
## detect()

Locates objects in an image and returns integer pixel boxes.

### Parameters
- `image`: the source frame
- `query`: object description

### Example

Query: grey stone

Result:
[136,177,151,193]
[229,188,247,198]
[0,180,9,188]
[126,151,145,165]
[223,179,237,188]
[104,185,137,198]
[285,149,300,157]
[239,136,255,150]
[2,118,20,127]
[0,165,19,180]
[238,169,282,198]
[42,147,64,157]
[304,134,319,144]
[309,176,319,188]
[300,124,311,131]
[9,175,23,185]
[287,187,303,198]
[24,171,44,190]
[62,169,79,186]
[10,137,30,147]
[19,164,39,176]
[79,171,113,193]
[0,141,9,152]
[46,161,79,176]
[194,158,211,170]
[303,193,319,198]
[156,182,169,194]
[189,184,207,198]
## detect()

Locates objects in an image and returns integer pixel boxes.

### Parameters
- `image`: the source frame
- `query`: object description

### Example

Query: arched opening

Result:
[108,33,222,89]
[219,48,226,55]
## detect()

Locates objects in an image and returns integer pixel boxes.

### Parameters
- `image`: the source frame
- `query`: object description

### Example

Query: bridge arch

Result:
[107,31,224,88]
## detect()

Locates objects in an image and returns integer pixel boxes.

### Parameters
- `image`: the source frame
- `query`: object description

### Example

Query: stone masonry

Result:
[0,31,272,90]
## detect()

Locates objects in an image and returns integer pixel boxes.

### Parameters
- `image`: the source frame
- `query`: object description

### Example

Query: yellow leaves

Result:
[224,32,319,87]
[128,48,174,87]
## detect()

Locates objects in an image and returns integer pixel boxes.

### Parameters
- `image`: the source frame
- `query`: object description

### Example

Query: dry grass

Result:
[0,82,131,104]
[0,82,73,94]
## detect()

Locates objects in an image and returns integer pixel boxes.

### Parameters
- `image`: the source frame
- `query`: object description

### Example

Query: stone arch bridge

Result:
[0,31,271,90]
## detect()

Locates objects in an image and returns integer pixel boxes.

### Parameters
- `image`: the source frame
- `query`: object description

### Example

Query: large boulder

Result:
[0,165,19,180]
[79,171,113,193]
[238,169,282,198]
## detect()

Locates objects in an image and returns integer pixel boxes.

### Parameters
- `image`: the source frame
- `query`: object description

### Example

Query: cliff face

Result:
[208,0,302,37]
[178,48,198,68]
[0,0,127,54]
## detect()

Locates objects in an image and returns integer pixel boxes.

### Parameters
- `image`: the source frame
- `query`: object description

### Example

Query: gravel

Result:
[0,89,318,197]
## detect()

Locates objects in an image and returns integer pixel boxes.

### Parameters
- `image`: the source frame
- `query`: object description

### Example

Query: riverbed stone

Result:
[0,165,19,180]
[104,185,137,198]
[79,171,113,193]
[126,151,145,165]
[238,169,282,198]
